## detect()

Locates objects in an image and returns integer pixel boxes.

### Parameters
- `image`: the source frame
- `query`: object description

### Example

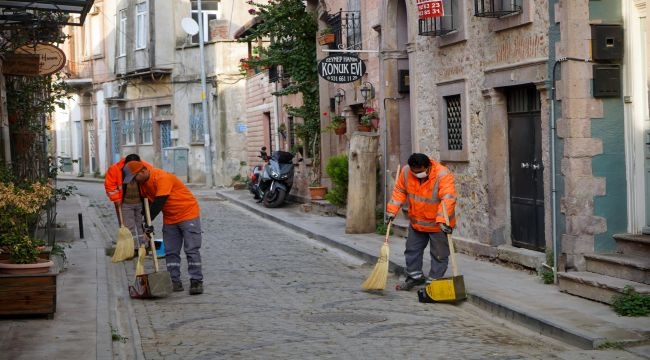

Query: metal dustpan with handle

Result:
[129,200,172,299]
[418,202,467,303]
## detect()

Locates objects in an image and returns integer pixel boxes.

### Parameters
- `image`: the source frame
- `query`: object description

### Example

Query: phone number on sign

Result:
[417,0,444,19]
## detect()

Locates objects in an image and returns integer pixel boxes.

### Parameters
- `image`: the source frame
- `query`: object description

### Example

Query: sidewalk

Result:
[211,187,650,355]
[1,178,647,359]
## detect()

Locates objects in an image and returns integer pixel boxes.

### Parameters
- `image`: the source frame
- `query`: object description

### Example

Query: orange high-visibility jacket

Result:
[386,158,457,232]
[139,167,200,225]
[104,158,152,203]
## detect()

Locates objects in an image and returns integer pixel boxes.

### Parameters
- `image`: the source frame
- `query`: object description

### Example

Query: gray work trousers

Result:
[162,217,203,282]
[404,225,450,280]
[121,202,145,250]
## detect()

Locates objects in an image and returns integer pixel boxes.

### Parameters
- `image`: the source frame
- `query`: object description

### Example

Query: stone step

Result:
[557,271,650,305]
[613,233,650,255]
[585,253,650,284]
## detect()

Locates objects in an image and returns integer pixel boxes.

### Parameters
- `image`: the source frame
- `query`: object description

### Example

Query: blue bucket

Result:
[154,239,165,258]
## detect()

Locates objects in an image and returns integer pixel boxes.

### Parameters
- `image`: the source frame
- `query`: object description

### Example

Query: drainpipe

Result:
[273,81,280,151]
[383,97,403,218]
[550,57,590,284]
[550,60,559,284]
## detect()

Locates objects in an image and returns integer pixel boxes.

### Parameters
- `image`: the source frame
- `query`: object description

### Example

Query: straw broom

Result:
[361,220,392,290]
[361,164,400,291]
[135,244,147,275]
[111,205,135,263]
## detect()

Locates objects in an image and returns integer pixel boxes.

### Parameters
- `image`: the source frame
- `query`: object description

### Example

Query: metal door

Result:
[160,120,171,149]
[507,86,545,251]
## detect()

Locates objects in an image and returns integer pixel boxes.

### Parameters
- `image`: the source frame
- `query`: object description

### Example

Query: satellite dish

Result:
[181,18,199,36]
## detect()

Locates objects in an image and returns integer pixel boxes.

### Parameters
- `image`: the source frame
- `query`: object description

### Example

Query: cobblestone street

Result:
[66,181,638,360]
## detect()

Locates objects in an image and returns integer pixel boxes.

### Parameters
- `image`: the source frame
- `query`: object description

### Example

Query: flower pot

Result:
[370,118,379,129]
[309,186,328,200]
[334,125,347,135]
[0,258,54,275]
[318,33,335,45]
[357,124,372,132]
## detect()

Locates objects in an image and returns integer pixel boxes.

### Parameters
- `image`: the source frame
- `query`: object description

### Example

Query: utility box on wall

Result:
[591,24,624,61]
[593,64,621,98]
[162,147,189,183]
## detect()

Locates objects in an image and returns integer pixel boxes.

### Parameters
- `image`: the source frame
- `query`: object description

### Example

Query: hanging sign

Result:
[317,55,366,83]
[12,43,66,76]
[417,0,444,19]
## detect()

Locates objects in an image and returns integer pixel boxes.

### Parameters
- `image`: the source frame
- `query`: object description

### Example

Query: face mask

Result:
[413,170,428,179]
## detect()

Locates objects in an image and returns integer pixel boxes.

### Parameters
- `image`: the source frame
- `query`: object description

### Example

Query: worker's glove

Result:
[438,223,452,234]
[385,214,395,225]
[142,223,154,235]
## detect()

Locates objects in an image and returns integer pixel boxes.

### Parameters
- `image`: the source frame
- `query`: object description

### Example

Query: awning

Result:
[0,0,95,27]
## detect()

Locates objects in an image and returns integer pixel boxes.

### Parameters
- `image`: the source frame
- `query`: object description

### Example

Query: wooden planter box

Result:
[0,271,57,318]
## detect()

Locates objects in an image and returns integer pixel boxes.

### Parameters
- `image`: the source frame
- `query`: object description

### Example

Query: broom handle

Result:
[384,163,400,245]
[143,199,160,273]
[115,203,124,227]
[441,202,458,277]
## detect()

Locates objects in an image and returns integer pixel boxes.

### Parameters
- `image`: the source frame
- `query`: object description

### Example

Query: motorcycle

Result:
[248,146,297,208]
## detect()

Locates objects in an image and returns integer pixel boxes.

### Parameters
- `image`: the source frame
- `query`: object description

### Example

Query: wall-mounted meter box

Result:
[591,24,624,61]
[593,64,621,98]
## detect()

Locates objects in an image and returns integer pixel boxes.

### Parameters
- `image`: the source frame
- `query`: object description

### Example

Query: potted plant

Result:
[0,180,55,273]
[325,154,348,207]
[360,107,379,131]
[326,114,346,135]
[318,27,335,45]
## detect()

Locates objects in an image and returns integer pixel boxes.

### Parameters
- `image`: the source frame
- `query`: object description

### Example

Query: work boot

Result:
[189,280,203,295]
[172,281,184,292]
[395,276,425,291]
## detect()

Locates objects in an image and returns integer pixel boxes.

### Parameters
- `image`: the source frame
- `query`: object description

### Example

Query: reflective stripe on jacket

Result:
[386,158,456,232]
[104,158,127,202]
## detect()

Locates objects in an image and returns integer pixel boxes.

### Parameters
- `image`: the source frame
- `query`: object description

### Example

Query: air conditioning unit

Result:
[102,82,123,99]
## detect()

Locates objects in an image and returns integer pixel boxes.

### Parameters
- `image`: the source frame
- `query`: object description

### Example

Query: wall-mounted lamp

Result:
[333,88,346,104]
[360,82,375,101]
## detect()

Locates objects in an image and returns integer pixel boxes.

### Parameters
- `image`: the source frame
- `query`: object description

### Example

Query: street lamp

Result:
[360,82,375,101]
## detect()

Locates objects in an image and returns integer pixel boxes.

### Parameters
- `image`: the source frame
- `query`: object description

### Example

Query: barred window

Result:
[123,109,136,145]
[139,107,153,144]
[445,95,462,150]
[189,103,204,143]
[438,81,468,162]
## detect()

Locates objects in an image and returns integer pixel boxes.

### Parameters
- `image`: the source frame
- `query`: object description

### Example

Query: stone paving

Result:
[21,180,642,360]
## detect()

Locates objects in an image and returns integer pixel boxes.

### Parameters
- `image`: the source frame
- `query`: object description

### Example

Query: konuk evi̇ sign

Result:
[317,55,366,83]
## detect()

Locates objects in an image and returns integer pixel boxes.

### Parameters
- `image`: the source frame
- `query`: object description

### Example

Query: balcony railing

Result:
[327,10,361,51]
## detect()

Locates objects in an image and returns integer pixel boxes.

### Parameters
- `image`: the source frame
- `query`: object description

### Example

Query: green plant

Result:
[320,27,333,35]
[324,154,348,206]
[0,180,54,264]
[110,323,128,343]
[360,107,379,127]
[539,249,555,284]
[325,114,346,133]
[611,286,650,316]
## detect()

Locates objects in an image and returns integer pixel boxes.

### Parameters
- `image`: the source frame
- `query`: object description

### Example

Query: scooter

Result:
[248,147,297,208]
[248,146,269,200]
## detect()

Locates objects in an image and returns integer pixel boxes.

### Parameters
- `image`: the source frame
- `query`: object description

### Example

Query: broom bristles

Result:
[361,243,389,290]
[135,245,146,275]
[112,226,135,263]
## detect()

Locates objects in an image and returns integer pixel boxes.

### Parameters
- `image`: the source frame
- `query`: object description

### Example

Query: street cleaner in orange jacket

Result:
[104,154,152,253]
[123,160,204,295]
[386,153,457,291]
